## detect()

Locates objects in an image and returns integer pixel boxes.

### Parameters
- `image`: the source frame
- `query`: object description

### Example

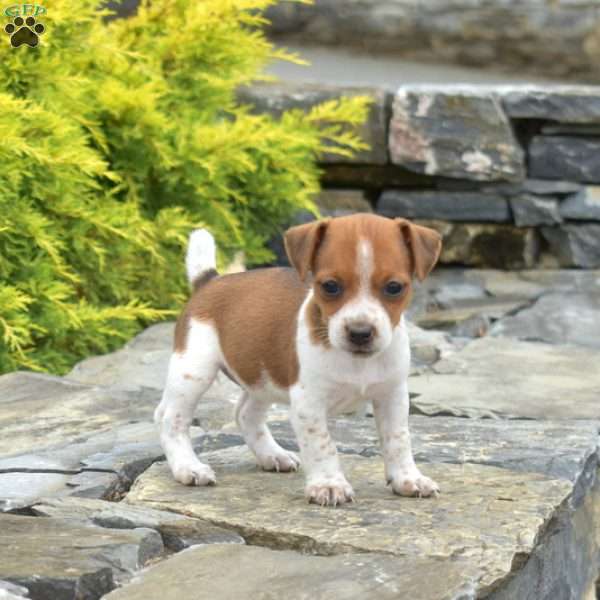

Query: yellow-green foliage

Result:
[0,0,369,374]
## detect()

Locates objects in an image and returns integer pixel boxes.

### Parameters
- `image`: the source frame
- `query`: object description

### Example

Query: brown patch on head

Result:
[285,214,442,336]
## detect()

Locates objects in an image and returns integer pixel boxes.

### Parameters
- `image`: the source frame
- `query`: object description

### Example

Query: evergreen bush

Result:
[0,0,369,374]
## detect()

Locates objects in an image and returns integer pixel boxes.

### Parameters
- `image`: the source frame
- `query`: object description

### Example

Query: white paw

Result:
[305,477,355,507]
[172,461,216,486]
[257,449,300,473]
[388,469,439,498]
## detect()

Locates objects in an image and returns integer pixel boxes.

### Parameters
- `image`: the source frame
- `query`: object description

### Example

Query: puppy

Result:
[155,213,442,506]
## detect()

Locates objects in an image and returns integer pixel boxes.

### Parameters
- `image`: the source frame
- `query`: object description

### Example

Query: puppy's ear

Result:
[396,218,442,281]
[284,219,329,281]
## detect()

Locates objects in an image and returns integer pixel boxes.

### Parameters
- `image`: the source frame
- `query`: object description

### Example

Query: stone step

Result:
[2,269,600,599]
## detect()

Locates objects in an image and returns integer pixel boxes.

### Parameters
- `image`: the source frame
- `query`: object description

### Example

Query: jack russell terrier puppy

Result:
[155,213,442,506]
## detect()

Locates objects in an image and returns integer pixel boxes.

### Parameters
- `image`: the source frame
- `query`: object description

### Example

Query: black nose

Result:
[347,324,374,346]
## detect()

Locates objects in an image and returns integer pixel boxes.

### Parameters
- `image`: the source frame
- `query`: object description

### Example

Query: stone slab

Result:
[316,189,372,217]
[31,497,244,551]
[0,515,163,599]
[415,221,539,269]
[237,82,389,164]
[103,543,478,600]
[509,195,562,227]
[377,190,511,222]
[0,425,244,511]
[0,580,29,599]
[410,337,600,420]
[266,415,599,487]
[541,225,600,268]
[0,372,157,459]
[490,292,600,350]
[529,136,600,183]
[389,87,525,181]
[414,296,529,338]
[126,449,572,595]
[560,186,600,221]
[500,86,600,123]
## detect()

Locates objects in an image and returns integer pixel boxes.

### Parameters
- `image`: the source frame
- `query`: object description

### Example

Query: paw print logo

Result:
[4,16,45,47]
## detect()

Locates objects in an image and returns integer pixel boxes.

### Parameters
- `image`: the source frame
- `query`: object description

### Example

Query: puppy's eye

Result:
[383,281,404,297]
[321,280,342,297]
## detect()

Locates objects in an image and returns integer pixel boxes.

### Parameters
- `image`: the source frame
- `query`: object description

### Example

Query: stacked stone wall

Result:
[241,83,600,269]
[265,0,600,82]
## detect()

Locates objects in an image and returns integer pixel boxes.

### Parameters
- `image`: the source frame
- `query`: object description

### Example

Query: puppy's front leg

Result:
[290,385,354,507]
[373,380,439,498]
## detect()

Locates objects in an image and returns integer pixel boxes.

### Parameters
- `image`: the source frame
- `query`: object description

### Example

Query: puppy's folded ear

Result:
[396,218,442,281]
[284,219,329,281]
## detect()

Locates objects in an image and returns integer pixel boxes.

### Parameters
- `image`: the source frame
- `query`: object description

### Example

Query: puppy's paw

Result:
[388,469,439,498]
[257,449,300,473]
[172,461,216,487]
[306,477,355,507]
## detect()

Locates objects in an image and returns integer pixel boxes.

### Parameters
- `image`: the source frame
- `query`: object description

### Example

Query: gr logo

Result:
[4,4,46,17]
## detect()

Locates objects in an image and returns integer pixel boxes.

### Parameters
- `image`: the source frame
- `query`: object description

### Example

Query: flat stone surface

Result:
[0,424,245,511]
[0,372,157,458]
[529,136,600,183]
[31,497,244,551]
[389,87,525,181]
[237,82,389,164]
[411,337,600,420]
[500,86,600,122]
[491,292,600,349]
[316,189,372,216]
[560,186,600,221]
[414,296,529,338]
[377,190,510,222]
[0,581,29,599]
[415,221,539,269]
[103,543,478,600]
[509,195,562,227]
[541,224,600,268]
[267,415,599,487]
[126,448,572,595]
[0,514,163,599]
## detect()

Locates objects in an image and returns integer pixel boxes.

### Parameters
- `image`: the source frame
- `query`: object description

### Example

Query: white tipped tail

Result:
[185,229,217,289]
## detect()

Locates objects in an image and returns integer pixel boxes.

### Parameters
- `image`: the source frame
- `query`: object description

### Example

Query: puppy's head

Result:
[284,213,441,356]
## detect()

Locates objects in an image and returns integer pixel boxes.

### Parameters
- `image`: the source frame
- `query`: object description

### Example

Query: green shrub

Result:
[0,0,369,374]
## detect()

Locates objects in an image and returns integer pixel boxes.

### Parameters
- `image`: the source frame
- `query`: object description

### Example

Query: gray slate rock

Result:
[389,88,525,181]
[416,220,539,269]
[125,447,592,598]
[529,136,600,183]
[238,82,389,164]
[0,372,158,459]
[560,186,600,221]
[411,336,600,420]
[0,580,29,599]
[32,497,244,551]
[103,543,478,600]
[268,414,600,486]
[509,195,562,227]
[377,190,510,222]
[316,189,372,217]
[541,225,600,268]
[491,292,600,349]
[500,86,600,122]
[0,515,163,599]
[414,296,529,338]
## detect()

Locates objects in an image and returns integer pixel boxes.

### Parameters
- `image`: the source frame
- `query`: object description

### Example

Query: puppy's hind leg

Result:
[155,321,220,486]
[236,392,300,473]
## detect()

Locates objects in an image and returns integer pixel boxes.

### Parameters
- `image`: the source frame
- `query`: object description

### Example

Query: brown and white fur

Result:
[155,213,442,507]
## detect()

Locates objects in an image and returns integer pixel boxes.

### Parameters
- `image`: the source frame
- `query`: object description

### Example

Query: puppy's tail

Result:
[185,229,218,291]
